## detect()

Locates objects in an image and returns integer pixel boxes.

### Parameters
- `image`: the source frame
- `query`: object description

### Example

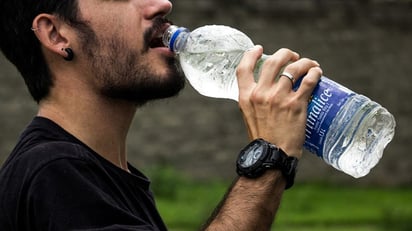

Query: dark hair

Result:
[0,0,80,102]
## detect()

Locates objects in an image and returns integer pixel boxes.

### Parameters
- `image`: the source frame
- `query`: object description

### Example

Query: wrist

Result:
[238,170,287,193]
[274,142,303,160]
[236,139,298,189]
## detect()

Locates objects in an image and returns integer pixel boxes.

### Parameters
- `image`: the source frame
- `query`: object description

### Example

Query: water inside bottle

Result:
[324,95,395,177]
[178,25,255,101]
[169,24,396,178]
[180,50,244,100]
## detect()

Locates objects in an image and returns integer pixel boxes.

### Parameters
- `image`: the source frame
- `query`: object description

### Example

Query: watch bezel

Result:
[236,139,274,178]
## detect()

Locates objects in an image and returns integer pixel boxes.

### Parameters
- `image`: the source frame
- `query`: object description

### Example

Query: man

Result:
[0,0,322,230]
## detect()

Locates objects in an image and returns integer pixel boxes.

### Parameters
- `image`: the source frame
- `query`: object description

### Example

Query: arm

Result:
[201,171,286,231]
[202,46,322,231]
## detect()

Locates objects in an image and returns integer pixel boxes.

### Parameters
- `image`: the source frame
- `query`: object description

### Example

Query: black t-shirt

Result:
[0,117,167,231]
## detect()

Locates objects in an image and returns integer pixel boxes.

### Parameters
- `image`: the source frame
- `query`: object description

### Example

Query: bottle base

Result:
[324,96,396,178]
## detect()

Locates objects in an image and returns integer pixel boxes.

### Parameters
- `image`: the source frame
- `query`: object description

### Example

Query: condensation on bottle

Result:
[163,24,396,178]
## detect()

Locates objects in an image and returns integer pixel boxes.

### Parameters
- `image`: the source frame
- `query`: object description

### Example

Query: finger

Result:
[257,48,299,88]
[296,66,323,100]
[277,58,320,91]
[236,45,263,92]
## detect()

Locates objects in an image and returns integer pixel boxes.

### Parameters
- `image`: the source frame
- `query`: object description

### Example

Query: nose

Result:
[143,0,173,19]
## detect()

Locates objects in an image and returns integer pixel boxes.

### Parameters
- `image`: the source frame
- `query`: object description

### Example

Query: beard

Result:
[74,19,185,106]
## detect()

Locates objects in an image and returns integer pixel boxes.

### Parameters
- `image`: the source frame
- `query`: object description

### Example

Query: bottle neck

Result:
[162,25,190,53]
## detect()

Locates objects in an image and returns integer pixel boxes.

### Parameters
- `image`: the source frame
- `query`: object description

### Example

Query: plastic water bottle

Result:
[163,25,396,178]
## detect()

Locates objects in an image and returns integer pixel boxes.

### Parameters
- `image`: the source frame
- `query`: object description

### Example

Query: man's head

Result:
[0,0,184,105]
[0,0,80,102]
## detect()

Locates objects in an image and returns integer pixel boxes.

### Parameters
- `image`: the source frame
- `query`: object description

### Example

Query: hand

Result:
[236,46,322,159]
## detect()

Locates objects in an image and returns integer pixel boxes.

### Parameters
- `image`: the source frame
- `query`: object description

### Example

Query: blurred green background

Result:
[148,166,411,231]
[1,0,411,230]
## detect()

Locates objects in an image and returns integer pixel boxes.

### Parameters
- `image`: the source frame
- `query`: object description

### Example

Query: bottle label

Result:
[294,77,355,157]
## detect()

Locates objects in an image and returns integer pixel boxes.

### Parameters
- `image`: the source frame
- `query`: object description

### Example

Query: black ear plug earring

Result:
[62,48,74,61]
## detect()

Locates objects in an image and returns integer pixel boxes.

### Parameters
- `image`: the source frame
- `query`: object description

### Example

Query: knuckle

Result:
[310,66,323,75]
[249,87,280,106]
[300,57,312,63]
[251,89,269,105]
[277,48,292,54]
[284,58,321,77]
[236,65,248,76]
[238,92,251,105]
[284,97,306,114]
[263,56,282,68]
[267,91,285,107]
[302,75,319,87]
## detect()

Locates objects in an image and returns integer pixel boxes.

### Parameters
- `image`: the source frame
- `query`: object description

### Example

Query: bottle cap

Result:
[162,25,189,53]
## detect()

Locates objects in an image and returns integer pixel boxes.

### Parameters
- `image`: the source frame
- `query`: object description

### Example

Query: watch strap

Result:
[237,139,298,189]
[266,142,298,189]
[282,156,298,189]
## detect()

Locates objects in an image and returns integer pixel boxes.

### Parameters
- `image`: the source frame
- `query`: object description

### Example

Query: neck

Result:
[38,89,137,172]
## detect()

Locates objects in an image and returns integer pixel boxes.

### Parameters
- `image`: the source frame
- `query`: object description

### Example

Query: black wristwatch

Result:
[236,139,298,189]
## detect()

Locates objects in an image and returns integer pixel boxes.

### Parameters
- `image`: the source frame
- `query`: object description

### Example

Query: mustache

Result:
[143,17,174,52]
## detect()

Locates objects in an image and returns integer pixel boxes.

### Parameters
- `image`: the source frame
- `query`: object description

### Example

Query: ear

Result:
[32,14,71,59]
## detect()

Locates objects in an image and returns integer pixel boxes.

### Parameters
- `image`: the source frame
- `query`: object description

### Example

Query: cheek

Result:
[83,13,142,46]
[116,25,146,53]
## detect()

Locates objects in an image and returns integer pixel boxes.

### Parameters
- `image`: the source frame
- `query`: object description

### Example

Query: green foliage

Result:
[144,166,412,231]
[381,207,412,231]
[275,184,412,231]
[145,165,189,199]
[145,165,226,230]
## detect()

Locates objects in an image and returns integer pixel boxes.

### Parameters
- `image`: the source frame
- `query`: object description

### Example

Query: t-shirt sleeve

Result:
[26,158,156,231]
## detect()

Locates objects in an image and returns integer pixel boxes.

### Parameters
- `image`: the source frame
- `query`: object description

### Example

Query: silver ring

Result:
[279,71,295,85]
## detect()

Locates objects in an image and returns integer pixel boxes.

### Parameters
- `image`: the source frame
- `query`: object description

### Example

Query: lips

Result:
[149,36,164,49]
[148,23,170,49]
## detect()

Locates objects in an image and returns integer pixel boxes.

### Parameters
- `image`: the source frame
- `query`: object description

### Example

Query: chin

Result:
[107,64,185,105]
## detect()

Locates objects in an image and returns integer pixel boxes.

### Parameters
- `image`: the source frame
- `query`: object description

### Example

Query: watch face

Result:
[239,142,265,168]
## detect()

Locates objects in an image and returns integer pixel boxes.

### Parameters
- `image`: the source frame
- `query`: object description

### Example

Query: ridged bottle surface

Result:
[163,25,396,178]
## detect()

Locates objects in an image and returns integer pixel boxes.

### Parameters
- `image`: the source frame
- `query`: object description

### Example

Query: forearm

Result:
[200,47,321,231]
[201,170,286,231]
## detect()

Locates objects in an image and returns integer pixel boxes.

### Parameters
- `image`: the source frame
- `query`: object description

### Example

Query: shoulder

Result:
[19,141,95,169]
[0,140,100,185]
[26,140,95,162]
[0,141,99,228]
[3,117,98,169]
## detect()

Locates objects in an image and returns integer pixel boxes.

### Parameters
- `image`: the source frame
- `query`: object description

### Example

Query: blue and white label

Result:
[294,76,355,157]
